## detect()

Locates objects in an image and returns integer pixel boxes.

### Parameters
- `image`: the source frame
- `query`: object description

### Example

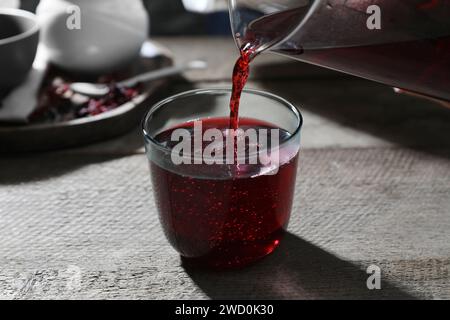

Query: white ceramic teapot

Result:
[37,0,149,74]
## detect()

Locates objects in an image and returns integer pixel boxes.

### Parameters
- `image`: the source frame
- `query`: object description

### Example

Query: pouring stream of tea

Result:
[228,7,305,130]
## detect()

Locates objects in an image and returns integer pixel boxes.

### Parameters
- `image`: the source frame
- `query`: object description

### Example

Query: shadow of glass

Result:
[183,233,416,300]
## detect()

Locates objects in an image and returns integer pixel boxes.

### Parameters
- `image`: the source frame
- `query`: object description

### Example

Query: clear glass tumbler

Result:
[143,88,302,269]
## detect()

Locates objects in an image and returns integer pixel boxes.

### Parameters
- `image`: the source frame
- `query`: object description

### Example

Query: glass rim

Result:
[142,88,303,154]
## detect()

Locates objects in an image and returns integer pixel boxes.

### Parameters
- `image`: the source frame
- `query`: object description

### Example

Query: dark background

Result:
[20,0,231,36]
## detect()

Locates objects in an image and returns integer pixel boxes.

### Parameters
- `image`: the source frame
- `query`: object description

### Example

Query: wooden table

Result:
[0,37,449,299]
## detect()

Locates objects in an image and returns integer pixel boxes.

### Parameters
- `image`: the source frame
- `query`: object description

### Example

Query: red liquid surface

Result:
[150,118,299,269]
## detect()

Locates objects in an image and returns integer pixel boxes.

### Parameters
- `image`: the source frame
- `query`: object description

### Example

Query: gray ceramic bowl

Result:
[0,8,39,91]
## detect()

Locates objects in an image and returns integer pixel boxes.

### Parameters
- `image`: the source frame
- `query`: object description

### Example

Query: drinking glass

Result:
[143,88,303,268]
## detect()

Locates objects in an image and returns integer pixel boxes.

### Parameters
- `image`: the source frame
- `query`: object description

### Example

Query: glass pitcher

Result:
[184,0,450,103]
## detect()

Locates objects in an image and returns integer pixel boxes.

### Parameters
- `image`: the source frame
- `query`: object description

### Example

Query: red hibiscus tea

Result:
[150,117,298,268]
[143,90,302,268]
